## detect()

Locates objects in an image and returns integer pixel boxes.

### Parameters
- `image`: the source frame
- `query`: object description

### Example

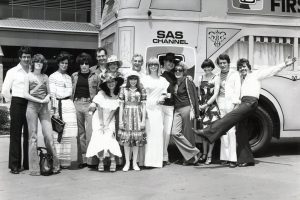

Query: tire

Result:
[247,105,273,154]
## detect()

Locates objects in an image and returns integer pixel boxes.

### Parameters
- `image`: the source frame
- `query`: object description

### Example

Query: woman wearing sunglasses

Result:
[170,61,201,166]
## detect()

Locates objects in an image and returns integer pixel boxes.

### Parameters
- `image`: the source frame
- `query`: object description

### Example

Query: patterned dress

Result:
[49,71,78,167]
[199,75,221,129]
[118,87,147,147]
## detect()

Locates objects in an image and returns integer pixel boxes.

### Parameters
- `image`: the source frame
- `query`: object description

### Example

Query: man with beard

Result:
[193,56,296,155]
[2,46,32,174]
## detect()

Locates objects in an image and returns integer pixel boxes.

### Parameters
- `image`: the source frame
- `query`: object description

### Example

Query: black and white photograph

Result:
[0,0,299,199]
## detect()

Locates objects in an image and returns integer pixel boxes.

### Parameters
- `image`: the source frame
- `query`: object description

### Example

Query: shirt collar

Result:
[16,63,28,73]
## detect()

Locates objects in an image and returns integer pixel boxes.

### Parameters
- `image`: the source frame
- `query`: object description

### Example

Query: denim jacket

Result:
[71,70,100,101]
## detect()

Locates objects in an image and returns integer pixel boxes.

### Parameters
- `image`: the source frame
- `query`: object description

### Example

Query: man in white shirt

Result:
[121,54,145,80]
[2,46,32,174]
[193,56,296,146]
[216,54,241,168]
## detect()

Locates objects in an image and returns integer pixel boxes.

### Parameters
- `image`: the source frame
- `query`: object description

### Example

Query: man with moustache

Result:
[193,56,296,163]
[2,46,32,174]
[72,53,100,168]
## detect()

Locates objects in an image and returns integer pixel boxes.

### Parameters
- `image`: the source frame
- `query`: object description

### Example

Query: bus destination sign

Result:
[228,0,300,17]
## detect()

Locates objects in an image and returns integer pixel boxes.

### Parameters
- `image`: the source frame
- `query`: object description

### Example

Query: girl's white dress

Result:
[86,91,122,158]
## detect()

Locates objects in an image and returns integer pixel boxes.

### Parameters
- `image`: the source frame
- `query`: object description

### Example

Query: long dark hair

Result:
[125,75,142,94]
[101,78,123,97]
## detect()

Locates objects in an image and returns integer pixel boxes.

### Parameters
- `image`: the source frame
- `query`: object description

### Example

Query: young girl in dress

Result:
[86,73,124,172]
[118,71,147,171]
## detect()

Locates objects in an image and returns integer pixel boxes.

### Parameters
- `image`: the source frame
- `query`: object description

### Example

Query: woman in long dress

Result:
[49,52,78,168]
[198,59,221,165]
[118,71,147,171]
[86,73,124,172]
[142,57,169,168]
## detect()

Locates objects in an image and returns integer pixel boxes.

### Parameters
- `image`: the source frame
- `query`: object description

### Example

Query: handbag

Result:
[51,98,65,143]
[51,116,65,138]
[185,78,195,120]
[37,147,53,176]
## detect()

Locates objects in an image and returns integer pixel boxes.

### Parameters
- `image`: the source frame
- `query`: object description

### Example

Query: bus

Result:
[99,0,300,154]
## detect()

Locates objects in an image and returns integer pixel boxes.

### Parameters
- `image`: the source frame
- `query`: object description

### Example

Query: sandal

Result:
[98,160,104,172]
[199,154,207,162]
[110,160,116,172]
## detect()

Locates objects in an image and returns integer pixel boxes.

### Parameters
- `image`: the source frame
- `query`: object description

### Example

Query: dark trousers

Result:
[236,119,255,164]
[203,96,258,143]
[9,97,29,170]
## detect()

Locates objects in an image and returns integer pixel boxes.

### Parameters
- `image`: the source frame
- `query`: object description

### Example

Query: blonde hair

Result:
[146,57,161,75]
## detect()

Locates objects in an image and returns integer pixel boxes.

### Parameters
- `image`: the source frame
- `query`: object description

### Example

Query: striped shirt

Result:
[49,71,73,109]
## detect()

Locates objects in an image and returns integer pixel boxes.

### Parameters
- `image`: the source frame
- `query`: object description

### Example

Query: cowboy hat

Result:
[159,52,182,65]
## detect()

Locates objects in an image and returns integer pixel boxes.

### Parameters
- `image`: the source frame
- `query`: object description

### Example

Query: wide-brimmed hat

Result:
[107,55,123,66]
[159,52,182,65]
[99,72,124,90]
[126,70,141,79]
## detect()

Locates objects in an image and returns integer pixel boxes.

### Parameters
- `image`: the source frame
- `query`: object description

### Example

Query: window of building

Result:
[150,0,201,12]
[61,9,75,21]
[253,36,293,70]
[224,37,249,69]
[0,0,12,19]
[2,0,91,22]
[28,7,44,20]
[120,0,141,9]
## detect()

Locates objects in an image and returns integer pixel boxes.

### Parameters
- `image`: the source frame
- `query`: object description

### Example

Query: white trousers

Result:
[161,105,174,162]
[217,97,237,162]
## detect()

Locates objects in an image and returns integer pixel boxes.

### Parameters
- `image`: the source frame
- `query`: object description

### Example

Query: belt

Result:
[56,96,71,100]
[74,97,91,102]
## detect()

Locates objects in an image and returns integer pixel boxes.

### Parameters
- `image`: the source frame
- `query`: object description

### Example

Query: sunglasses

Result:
[174,68,184,72]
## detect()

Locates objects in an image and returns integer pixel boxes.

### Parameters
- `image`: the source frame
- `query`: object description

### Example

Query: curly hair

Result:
[31,54,48,74]
[56,51,72,65]
[237,58,251,71]
[175,61,188,76]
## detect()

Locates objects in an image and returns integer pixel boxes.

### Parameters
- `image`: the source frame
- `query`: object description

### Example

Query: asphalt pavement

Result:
[0,136,299,200]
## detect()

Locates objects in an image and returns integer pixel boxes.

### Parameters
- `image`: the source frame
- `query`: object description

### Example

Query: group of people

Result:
[2,46,295,175]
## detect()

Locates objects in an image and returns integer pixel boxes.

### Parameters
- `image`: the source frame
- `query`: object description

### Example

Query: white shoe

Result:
[133,164,140,171]
[122,165,130,172]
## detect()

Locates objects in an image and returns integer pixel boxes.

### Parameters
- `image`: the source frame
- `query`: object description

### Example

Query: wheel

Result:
[247,105,273,154]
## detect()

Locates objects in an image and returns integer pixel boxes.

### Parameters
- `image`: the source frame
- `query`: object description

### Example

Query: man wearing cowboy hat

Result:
[160,52,182,166]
